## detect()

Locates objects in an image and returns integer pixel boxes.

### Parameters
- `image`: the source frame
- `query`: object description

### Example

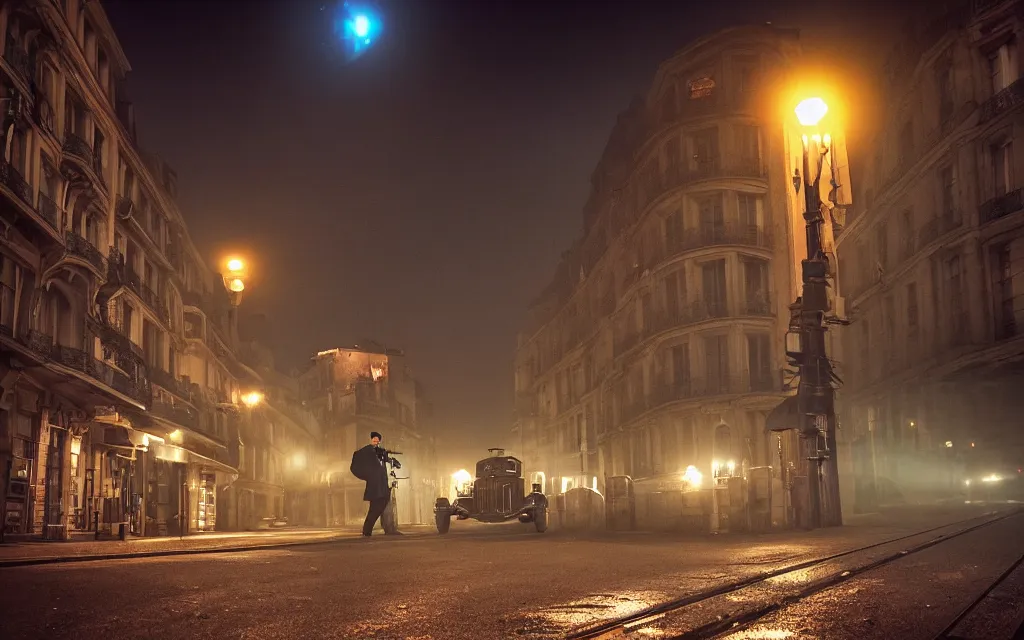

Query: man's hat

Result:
[370,431,383,441]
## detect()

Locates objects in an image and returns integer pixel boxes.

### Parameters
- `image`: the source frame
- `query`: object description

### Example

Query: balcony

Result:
[149,368,195,403]
[979,189,1023,225]
[635,161,769,224]
[615,297,770,358]
[64,231,107,274]
[742,292,774,317]
[659,224,773,264]
[979,77,1024,124]
[124,268,170,325]
[21,330,150,406]
[0,159,34,208]
[3,41,31,84]
[62,134,105,189]
[618,375,747,425]
[150,397,200,431]
[748,369,782,393]
[36,192,63,232]
[87,312,143,362]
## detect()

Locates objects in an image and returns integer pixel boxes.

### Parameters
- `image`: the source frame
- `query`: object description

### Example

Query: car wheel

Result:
[435,498,452,535]
[533,507,548,533]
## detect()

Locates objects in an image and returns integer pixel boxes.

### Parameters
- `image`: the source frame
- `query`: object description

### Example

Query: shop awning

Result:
[766,394,801,432]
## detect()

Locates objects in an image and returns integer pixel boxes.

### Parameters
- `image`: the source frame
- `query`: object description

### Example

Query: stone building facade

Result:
[836,0,1024,510]
[299,345,439,527]
[514,26,817,499]
[0,0,325,539]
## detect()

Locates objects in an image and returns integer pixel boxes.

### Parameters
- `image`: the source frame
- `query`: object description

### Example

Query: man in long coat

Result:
[350,431,392,536]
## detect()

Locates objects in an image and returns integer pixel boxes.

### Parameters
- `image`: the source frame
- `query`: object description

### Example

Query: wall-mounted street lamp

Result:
[240,391,264,408]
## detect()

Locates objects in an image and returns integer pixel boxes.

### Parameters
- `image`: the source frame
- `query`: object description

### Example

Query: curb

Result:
[0,529,432,568]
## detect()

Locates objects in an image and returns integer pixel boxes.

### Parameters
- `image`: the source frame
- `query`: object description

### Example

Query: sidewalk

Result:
[0,525,432,568]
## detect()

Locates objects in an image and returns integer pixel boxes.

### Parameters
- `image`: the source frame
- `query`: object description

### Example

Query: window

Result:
[736,56,760,96]
[671,344,689,386]
[665,137,681,173]
[736,125,759,162]
[123,165,135,200]
[936,64,954,122]
[899,209,913,258]
[946,254,964,330]
[883,295,896,351]
[940,164,957,218]
[640,291,652,331]
[0,254,17,330]
[663,272,680,318]
[697,194,724,240]
[876,223,888,270]
[701,259,727,316]
[906,283,919,336]
[859,319,871,380]
[743,258,770,313]
[988,43,1017,94]
[8,127,27,174]
[691,127,719,169]
[995,244,1023,339]
[703,334,729,392]
[746,333,772,390]
[738,194,762,232]
[664,210,683,250]
[992,140,1013,196]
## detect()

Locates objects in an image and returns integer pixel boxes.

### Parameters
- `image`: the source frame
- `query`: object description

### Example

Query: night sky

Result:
[102,0,919,464]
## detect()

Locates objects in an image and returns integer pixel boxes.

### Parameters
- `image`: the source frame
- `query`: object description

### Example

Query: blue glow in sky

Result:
[332,2,383,61]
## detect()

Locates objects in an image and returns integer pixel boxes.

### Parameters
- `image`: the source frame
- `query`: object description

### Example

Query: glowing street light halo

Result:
[226,258,244,273]
[795,97,829,127]
[353,14,370,38]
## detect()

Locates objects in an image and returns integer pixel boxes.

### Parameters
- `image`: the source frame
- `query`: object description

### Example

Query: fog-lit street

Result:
[3,506,1023,640]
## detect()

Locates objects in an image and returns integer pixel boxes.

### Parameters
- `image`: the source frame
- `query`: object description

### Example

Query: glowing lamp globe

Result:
[228,278,245,293]
[353,15,370,38]
[227,258,244,273]
[795,97,828,127]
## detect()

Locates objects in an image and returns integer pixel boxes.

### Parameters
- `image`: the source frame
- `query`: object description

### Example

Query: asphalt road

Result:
[1,507,1021,640]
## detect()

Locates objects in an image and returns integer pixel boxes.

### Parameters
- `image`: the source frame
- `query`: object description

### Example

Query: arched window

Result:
[713,423,733,462]
[42,288,79,348]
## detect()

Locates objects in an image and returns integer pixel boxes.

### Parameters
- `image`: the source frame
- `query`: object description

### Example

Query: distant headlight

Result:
[981,474,1004,483]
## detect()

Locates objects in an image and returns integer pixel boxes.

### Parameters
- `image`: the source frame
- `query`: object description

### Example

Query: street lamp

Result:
[223,257,249,303]
[240,391,264,408]
[791,96,844,529]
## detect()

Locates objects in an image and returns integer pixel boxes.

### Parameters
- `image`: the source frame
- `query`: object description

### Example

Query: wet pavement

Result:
[0,525,437,567]
[0,505,1020,640]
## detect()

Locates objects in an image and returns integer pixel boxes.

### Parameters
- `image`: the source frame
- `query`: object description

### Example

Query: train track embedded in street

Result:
[567,508,1024,640]
[931,549,1024,640]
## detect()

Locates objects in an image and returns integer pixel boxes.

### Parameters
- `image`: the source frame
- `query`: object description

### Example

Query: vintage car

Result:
[434,449,549,534]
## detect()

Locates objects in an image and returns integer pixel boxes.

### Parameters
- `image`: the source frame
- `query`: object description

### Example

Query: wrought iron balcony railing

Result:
[979,77,1024,124]
[979,188,1023,225]
[614,296,771,357]
[64,230,107,273]
[36,192,63,232]
[150,398,200,431]
[0,159,34,207]
[21,330,150,406]
[3,41,31,83]
[149,368,194,403]
[63,133,94,166]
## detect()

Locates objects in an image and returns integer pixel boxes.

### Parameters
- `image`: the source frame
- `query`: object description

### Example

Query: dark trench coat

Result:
[350,444,390,501]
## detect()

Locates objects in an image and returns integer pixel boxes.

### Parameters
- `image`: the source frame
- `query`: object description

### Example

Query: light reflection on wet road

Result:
[1,507,1020,640]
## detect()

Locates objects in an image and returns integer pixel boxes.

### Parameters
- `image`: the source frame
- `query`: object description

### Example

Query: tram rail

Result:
[567,507,1024,640]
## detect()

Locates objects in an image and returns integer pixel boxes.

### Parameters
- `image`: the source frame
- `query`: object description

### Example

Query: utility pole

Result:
[791,98,844,529]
